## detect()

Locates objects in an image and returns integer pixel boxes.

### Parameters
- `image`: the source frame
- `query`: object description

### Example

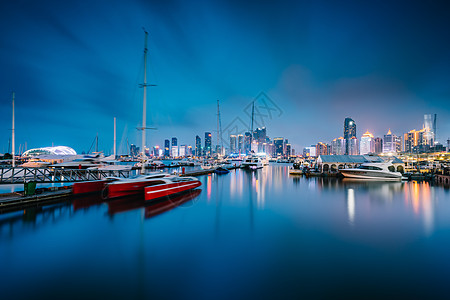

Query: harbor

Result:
[1,164,450,299]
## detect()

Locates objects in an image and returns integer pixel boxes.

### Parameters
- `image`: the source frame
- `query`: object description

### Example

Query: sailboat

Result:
[240,101,263,170]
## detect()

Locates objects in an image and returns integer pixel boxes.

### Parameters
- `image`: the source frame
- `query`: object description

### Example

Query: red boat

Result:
[144,176,202,202]
[72,178,119,195]
[105,173,173,199]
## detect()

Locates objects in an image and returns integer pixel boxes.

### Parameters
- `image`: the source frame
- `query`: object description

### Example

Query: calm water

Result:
[1,164,450,299]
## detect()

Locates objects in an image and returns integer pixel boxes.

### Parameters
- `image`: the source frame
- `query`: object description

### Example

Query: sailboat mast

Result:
[250,101,254,146]
[216,100,220,155]
[113,117,117,158]
[141,30,148,164]
[12,92,15,167]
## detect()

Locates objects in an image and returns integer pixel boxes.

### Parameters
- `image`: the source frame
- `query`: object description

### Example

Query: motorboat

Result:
[200,162,216,170]
[289,161,303,175]
[214,166,230,174]
[106,173,174,198]
[240,156,263,170]
[51,154,115,169]
[144,176,201,202]
[339,162,402,181]
[20,159,52,168]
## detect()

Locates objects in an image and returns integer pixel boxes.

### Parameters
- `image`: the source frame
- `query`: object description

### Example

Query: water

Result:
[1,164,450,299]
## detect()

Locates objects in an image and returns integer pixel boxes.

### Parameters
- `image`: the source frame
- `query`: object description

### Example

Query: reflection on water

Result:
[2,164,450,299]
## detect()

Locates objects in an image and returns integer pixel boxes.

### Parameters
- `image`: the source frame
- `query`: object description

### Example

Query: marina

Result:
[1,164,450,299]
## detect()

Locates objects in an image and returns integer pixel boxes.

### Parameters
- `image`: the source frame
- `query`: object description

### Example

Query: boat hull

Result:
[72,180,109,195]
[144,180,202,201]
[107,180,167,198]
[340,170,402,181]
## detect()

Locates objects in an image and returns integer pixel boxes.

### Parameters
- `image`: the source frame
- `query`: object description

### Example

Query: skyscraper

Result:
[344,117,356,155]
[274,137,284,156]
[349,137,359,155]
[360,131,374,155]
[195,135,201,157]
[171,137,177,147]
[164,139,170,157]
[244,132,252,154]
[229,135,237,154]
[316,142,328,156]
[204,132,212,156]
[424,114,435,146]
[374,137,383,154]
[383,129,400,153]
[237,134,244,154]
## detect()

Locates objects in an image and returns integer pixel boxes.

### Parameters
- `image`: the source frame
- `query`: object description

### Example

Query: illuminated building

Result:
[383,129,401,153]
[331,137,346,155]
[171,145,179,157]
[316,142,328,156]
[230,135,237,153]
[349,137,359,155]
[274,137,284,156]
[237,134,244,154]
[286,144,291,156]
[360,131,375,155]
[164,139,170,157]
[244,132,252,154]
[303,146,316,157]
[204,132,212,156]
[195,135,201,157]
[374,137,383,154]
[344,117,356,155]
[179,145,186,157]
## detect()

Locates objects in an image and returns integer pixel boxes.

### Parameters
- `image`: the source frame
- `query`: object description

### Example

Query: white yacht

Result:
[240,156,263,170]
[339,162,402,181]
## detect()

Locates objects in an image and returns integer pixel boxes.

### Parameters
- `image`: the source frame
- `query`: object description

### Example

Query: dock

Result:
[0,165,240,214]
[0,186,72,214]
[0,167,133,184]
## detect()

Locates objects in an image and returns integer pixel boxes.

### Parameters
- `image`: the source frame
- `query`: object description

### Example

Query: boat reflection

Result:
[107,189,202,218]
[72,193,105,211]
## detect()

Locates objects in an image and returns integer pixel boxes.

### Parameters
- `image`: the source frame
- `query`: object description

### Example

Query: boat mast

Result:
[138,29,157,174]
[250,100,254,154]
[12,92,15,167]
[113,117,117,159]
[216,100,223,156]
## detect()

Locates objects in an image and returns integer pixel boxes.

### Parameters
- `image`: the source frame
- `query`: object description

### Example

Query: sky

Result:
[1,0,449,155]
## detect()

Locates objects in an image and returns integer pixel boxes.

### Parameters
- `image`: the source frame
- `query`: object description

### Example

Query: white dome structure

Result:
[22,146,77,157]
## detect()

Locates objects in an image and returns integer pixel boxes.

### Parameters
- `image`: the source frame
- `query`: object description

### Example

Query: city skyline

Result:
[1,0,449,154]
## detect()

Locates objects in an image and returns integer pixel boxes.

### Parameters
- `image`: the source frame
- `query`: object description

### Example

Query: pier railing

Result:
[0,167,133,184]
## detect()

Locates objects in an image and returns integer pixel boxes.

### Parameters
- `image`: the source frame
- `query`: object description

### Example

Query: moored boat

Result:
[339,162,402,181]
[106,173,172,198]
[240,156,263,170]
[144,176,201,201]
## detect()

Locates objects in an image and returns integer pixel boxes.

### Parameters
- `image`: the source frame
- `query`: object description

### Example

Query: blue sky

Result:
[1,0,449,154]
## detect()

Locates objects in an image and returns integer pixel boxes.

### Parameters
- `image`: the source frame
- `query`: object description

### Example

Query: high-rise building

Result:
[179,145,186,157]
[130,144,139,157]
[274,138,284,156]
[344,117,356,155]
[360,131,375,155]
[316,142,328,156]
[195,135,201,157]
[331,137,346,155]
[171,137,178,148]
[229,135,237,154]
[204,132,212,156]
[253,127,267,144]
[237,134,244,154]
[424,114,435,145]
[164,139,170,157]
[374,137,383,154]
[187,146,193,156]
[286,144,291,157]
[383,129,400,153]
[349,137,359,155]
[171,145,179,157]
[303,146,316,157]
[244,132,252,154]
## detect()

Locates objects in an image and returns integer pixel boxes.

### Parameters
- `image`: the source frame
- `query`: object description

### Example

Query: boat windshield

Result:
[357,165,383,171]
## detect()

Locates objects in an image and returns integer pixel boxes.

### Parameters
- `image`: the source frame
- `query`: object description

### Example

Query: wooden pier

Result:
[0,167,133,184]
